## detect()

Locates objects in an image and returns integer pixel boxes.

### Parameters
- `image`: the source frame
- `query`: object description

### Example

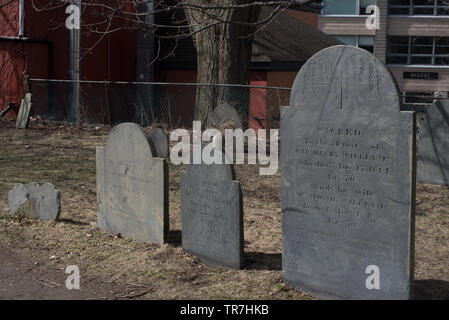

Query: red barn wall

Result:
[24,2,66,80]
[0,0,19,36]
[249,71,268,130]
[157,70,197,127]
[80,2,137,81]
[0,1,23,116]
[266,71,297,128]
[155,70,268,129]
[1,1,137,118]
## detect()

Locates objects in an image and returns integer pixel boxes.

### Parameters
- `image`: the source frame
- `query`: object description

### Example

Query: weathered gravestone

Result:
[417,100,449,186]
[96,123,168,244]
[181,148,244,269]
[8,182,61,220]
[281,45,417,299]
[149,127,169,158]
[206,103,243,130]
[16,93,32,129]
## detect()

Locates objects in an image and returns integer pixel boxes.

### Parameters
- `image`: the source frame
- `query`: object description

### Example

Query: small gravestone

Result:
[281,45,416,299]
[8,182,60,220]
[417,100,449,186]
[149,127,169,157]
[96,122,168,244]
[181,148,244,269]
[16,93,32,129]
[206,103,243,130]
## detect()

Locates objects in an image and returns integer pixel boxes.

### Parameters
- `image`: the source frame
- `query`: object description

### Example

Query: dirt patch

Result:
[0,118,448,299]
[0,241,129,300]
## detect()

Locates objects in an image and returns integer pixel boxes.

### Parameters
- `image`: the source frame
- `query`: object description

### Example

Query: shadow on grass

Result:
[168,230,182,247]
[244,252,282,271]
[414,279,449,299]
[58,218,90,226]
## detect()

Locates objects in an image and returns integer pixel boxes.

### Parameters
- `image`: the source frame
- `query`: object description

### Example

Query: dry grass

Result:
[0,118,448,299]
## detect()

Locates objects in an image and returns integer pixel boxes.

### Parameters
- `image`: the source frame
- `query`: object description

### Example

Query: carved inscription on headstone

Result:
[181,149,243,269]
[281,46,417,299]
[96,123,168,244]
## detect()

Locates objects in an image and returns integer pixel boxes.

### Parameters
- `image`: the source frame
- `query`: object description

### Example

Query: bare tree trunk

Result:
[185,0,260,125]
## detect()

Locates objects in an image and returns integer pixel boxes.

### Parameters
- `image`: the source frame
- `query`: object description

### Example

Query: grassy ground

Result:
[0,118,448,299]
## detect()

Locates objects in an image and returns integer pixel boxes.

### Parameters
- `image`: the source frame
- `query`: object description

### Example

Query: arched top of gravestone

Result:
[149,127,169,158]
[186,147,236,182]
[286,45,402,120]
[105,122,154,162]
[206,103,243,130]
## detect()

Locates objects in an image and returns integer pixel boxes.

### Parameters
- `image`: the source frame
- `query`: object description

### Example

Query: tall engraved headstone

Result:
[96,123,168,244]
[281,46,417,299]
[181,148,244,269]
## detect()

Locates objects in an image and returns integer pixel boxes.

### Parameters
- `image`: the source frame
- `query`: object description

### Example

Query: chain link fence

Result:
[28,79,291,129]
[28,79,448,128]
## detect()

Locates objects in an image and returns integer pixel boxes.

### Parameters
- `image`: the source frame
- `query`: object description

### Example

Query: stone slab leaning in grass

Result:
[8,182,61,220]
[16,93,32,129]
[96,122,168,245]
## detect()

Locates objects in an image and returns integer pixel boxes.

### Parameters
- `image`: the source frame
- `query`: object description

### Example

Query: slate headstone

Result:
[181,148,244,269]
[417,100,449,186]
[206,103,243,130]
[281,45,417,299]
[96,122,168,244]
[149,127,169,158]
[8,182,61,220]
[16,93,32,129]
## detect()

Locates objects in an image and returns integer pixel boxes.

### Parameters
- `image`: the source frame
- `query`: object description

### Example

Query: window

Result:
[387,36,449,66]
[334,35,375,53]
[323,0,376,15]
[403,92,435,104]
[389,0,449,15]
[435,37,449,65]
[359,0,376,14]
[358,35,375,52]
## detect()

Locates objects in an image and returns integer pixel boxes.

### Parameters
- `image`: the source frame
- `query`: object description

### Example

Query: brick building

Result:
[318,0,449,101]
